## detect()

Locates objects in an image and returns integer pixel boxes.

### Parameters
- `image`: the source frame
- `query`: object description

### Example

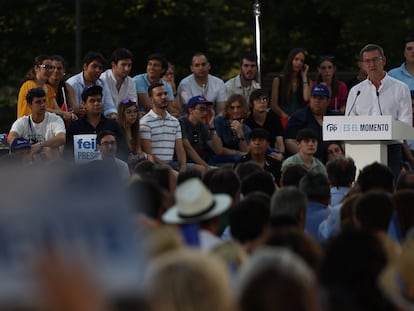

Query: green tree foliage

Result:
[0,0,413,131]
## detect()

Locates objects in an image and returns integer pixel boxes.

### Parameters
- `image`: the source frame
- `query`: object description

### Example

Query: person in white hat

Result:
[162,178,231,251]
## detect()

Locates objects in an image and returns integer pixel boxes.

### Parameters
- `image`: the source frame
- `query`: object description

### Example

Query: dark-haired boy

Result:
[67,51,117,118]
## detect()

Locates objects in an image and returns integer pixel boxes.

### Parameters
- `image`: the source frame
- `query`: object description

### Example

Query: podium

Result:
[323,115,414,174]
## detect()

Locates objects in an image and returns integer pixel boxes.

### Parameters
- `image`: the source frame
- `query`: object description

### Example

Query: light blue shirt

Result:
[67,72,117,116]
[388,62,414,91]
[133,73,174,111]
[305,202,330,241]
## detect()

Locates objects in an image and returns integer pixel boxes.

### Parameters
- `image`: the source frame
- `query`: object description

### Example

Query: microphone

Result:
[376,91,383,115]
[347,90,361,116]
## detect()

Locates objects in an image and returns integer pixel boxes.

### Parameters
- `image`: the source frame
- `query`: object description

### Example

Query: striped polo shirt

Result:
[140,109,182,161]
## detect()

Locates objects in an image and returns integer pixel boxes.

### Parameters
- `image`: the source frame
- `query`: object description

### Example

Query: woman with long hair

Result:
[271,48,311,126]
[313,56,348,113]
[117,98,152,165]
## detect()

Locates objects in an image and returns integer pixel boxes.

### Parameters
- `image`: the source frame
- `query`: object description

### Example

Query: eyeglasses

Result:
[99,141,116,147]
[121,98,137,105]
[38,64,53,71]
[361,57,383,64]
[194,107,208,112]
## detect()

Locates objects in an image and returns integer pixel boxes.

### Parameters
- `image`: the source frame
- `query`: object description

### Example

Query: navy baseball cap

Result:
[10,137,31,152]
[311,84,330,98]
[187,96,213,109]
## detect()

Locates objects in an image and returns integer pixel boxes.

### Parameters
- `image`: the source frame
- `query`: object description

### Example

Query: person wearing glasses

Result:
[213,94,251,163]
[225,51,261,103]
[66,85,128,161]
[95,130,130,180]
[8,87,66,156]
[345,44,412,178]
[100,48,137,110]
[17,55,74,120]
[245,89,285,161]
[179,96,236,171]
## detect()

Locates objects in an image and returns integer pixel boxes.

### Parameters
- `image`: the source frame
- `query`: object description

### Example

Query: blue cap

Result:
[311,84,330,97]
[10,137,31,152]
[187,96,213,109]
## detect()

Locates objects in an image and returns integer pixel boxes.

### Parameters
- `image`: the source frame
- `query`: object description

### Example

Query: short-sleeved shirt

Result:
[214,115,251,150]
[17,81,57,118]
[177,74,227,111]
[281,153,327,176]
[245,110,283,148]
[10,111,65,144]
[133,73,173,111]
[179,117,212,161]
[140,110,182,162]
[225,74,261,102]
[66,72,117,116]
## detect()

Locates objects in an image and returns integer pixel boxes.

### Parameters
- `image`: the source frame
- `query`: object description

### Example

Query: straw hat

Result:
[162,178,231,224]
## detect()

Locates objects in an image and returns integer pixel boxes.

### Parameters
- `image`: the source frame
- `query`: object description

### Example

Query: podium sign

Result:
[323,115,414,176]
[323,115,414,141]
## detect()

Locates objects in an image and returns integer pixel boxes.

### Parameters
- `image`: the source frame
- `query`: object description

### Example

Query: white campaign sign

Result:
[323,115,393,141]
[73,134,100,162]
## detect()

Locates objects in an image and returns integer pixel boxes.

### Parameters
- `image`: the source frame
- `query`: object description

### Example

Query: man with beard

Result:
[140,82,187,172]
[225,52,261,102]
[177,52,227,114]
[67,51,117,119]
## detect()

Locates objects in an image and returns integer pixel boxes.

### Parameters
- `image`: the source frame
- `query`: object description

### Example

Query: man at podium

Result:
[345,44,412,178]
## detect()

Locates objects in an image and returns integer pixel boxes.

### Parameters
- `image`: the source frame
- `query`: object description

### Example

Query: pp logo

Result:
[326,123,338,132]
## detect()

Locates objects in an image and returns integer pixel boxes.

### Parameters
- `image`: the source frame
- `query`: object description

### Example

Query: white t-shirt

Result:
[177,74,227,109]
[10,112,66,144]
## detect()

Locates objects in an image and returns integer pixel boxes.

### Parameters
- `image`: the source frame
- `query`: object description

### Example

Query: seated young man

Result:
[235,128,282,186]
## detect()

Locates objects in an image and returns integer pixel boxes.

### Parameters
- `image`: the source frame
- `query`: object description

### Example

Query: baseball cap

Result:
[10,137,31,152]
[311,84,330,98]
[187,96,213,109]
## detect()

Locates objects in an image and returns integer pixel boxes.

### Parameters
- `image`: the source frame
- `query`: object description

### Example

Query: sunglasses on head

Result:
[121,98,137,105]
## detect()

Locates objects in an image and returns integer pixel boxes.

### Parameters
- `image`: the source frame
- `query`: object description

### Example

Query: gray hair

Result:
[270,187,307,222]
